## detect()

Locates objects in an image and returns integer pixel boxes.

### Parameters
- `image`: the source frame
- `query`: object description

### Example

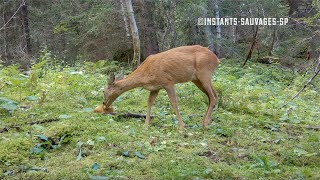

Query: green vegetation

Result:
[0,58,319,179]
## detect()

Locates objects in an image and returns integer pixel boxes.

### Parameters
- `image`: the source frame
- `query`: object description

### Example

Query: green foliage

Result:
[0,59,319,179]
[0,97,18,114]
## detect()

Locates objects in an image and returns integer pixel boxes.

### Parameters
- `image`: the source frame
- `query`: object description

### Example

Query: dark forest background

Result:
[1,0,320,70]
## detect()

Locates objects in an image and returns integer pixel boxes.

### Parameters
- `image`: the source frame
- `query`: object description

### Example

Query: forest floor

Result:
[0,59,319,179]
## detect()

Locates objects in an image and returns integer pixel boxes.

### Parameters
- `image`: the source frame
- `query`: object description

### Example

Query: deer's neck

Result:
[116,75,141,93]
[105,73,143,108]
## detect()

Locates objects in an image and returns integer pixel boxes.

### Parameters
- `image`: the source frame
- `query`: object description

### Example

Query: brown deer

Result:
[94,45,219,128]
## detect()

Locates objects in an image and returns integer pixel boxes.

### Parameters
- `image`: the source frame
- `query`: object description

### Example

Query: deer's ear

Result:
[108,72,115,85]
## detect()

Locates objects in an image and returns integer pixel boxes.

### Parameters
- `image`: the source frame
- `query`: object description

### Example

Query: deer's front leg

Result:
[145,90,159,127]
[165,86,185,129]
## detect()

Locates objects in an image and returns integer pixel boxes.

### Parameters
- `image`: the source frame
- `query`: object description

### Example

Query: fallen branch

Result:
[1,118,60,133]
[280,123,320,131]
[26,118,60,125]
[105,112,152,119]
[281,56,320,108]
[0,126,20,133]
[306,126,320,131]
[104,112,203,119]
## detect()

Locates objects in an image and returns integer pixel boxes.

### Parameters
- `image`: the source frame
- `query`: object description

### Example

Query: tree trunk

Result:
[120,0,130,37]
[214,0,221,57]
[137,0,159,59]
[21,1,31,55]
[268,27,276,56]
[125,0,141,67]
[200,2,214,52]
[169,1,177,49]
[2,3,8,63]
[20,0,31,68]
[232,25,237,44]
[243,26,259,67]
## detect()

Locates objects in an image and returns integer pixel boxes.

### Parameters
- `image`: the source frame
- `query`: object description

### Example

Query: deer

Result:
[94,45,220,129]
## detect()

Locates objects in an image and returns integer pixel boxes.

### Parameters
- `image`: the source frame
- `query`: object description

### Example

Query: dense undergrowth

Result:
[0,59,319,179]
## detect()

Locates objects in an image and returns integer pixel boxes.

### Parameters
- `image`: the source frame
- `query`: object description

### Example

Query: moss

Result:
[0,60,319,179]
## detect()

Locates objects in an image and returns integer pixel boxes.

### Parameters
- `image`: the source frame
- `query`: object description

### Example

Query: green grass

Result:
[0,59,319,179]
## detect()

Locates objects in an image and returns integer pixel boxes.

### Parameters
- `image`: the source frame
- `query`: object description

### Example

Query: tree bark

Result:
[169,1,177,49]
[20,0,31,69]
[120,0,130,37]
[268,27,276,56]
[200,2,214,52]
[243,26,259,67]
[2,2,8,63]
[214,0,221,57]
[21,0,31,55]
[137,0,159,59]
[125,0,141,67]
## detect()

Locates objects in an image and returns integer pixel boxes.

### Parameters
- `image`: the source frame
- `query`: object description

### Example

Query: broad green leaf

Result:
[294,149,308,156]
[1,102,18,111]
[87,140,94,146]
[82,108,93,112]
[26,96,38,101]
[96,136,106,142]
[135,151,145,159]
[30,147,43,154]
[91,163,100,171]
[34,134,49,142]
[59,114,71,119]
[122,151,129,157]
[87,172,108,180]
[76,141,84,161]
[32,124,46,131]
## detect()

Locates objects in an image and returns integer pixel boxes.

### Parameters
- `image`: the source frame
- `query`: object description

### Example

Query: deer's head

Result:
[94,72,122,114]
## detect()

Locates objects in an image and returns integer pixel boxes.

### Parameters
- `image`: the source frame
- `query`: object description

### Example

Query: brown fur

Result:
[95,45,219,128]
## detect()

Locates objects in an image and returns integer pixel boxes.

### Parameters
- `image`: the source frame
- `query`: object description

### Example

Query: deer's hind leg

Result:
[193,75,217,127]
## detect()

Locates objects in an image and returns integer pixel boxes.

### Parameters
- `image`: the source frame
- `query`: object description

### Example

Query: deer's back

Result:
[131,45,219,89]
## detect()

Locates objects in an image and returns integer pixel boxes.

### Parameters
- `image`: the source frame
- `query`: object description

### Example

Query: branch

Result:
[106,112,152,119]
[242,26,259,67]
[105,112,203,119]
[0,118,60,133]
[281,56,320,108]
[26,118,60,125]
[0,0,25,31]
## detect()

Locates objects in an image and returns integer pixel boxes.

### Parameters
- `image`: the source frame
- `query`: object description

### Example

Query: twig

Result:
[281,56,320,108]
[26,118,60,125]
[105,112,152,119]
[306,126,320,131]
[0,0,24,31]
[0,125,20,133]
[105,112,203,119]
[1,118,60,133]
[242,26,259,67]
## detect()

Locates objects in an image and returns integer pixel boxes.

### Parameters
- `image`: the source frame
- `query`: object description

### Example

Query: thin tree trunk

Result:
[21,0,31,55]
[214,0,221,57]
[21,0,31,69]
[232,25,237,43]
[120,0,130,37]
[169,1,177,49]
[200,2,214,52]
[137,0,159,58]
[268,27,276,56]
[243,26,259,67]
[2,2,8,63]
[125,0,140,67]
